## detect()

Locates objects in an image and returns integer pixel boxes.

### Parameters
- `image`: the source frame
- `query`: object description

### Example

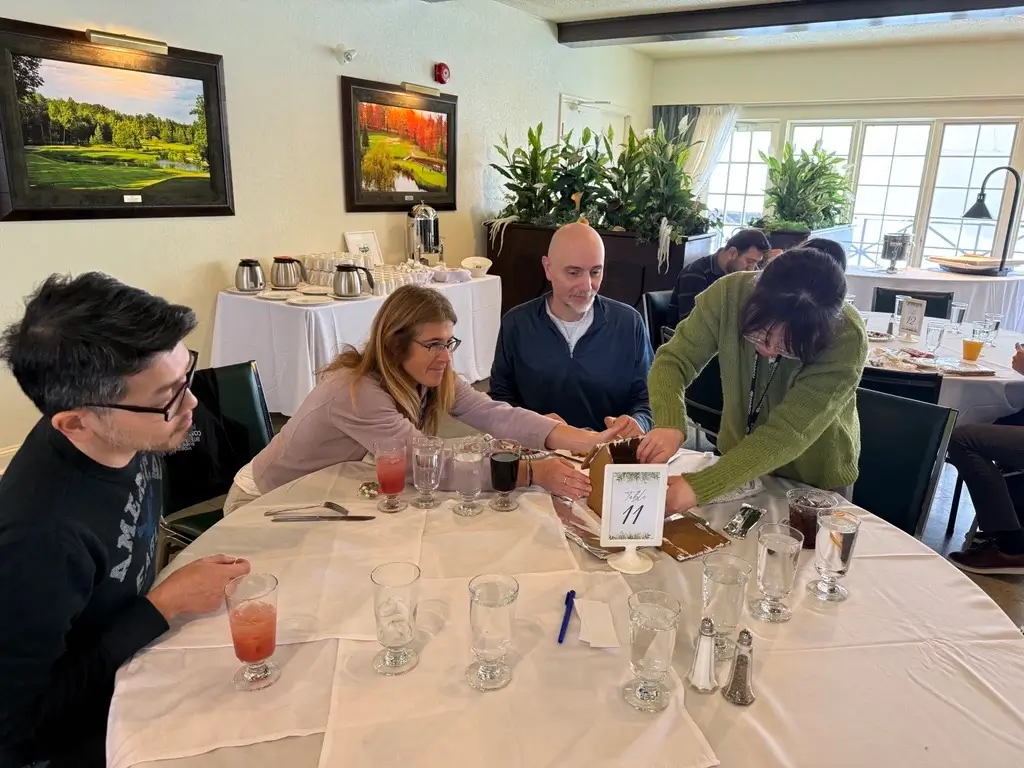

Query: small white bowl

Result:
[449,269,472,283]
[432,271,450,283]
[462,257,492,278]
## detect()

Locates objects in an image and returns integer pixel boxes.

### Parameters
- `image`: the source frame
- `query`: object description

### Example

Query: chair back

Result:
[859,368,943,404]
[684,356,724,439]
[642,290,675,351]
[853,387,957,537]
[871,288,954,319]
[162,361,274,516]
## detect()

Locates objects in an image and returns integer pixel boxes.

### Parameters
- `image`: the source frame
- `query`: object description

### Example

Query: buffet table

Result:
[210,276,501,414]
[862,310,1024,425]
[109,457,1024,768]
[845,266,1024,331]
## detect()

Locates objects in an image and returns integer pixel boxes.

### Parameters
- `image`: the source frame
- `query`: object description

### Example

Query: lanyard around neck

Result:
[745,353,781,436]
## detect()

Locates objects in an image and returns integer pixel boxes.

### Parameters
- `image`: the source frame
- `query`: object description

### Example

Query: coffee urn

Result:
[407,202,444,264]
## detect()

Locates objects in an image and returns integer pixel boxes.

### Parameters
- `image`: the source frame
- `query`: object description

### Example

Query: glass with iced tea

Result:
[225,573,281,691]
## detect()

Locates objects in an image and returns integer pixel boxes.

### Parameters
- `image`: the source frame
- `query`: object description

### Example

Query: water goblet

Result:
[452,437,485,517]
[466,574,519,691]
[225,573,281,692]
[488,439,520,512]
[948,301,969,335]
[370,562,420,675]
[983,313,1003,347]
[807,510,862,602]
[701,553,752,661]
[622,590,680,713]
[925,321,946,354]
[749,523,803,623]
[374,438,408,512]
[411,436,443,509]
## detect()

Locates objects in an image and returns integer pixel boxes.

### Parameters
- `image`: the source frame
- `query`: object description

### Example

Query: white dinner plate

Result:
[331,294,370,301]
[224,286,261,295]
[296,284,331,295]
[269,285,297,290]
[286,295,333,306]
[256,290,290,301]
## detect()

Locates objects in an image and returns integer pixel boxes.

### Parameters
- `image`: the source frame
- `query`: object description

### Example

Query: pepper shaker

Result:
[722,628,756,706]
[686,617,719,693]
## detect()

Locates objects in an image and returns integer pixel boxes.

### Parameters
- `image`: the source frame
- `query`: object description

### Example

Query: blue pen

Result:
[557,590,576,644]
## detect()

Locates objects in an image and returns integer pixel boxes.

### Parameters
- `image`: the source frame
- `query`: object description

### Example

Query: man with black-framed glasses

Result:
[0,273,249,768]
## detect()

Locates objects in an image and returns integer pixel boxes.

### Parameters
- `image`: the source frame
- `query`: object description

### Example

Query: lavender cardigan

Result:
[252,368,559,494]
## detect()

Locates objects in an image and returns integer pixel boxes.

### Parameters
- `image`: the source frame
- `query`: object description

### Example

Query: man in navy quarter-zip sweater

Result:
[490,222,653,436]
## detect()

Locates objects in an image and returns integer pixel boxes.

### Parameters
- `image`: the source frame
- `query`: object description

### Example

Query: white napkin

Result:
[576,599,620,648]
[669,450,764,505]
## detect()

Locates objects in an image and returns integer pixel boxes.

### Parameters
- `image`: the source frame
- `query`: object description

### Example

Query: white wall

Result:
[0,0,653,450]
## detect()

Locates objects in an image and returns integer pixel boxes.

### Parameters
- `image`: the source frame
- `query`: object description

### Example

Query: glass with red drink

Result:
[225,573,280,692]
[375,438,408,512]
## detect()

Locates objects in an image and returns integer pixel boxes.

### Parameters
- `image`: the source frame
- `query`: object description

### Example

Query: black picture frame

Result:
[341,76,457,213]
[0,18,233,221]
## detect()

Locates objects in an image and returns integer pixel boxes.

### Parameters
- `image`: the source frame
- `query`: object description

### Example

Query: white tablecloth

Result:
[110,458,1024,768]
[845,267,1024,331]
[210,276,501,415]
[862,311,1024,425]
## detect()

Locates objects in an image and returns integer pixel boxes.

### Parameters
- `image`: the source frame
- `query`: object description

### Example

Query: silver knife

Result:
[271,515,375,522]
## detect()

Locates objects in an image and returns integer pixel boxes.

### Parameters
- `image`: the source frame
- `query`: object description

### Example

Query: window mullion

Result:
[913,120,943,268]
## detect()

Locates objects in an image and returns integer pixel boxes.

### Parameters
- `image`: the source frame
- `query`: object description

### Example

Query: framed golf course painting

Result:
[0,18,233,221]
[341,76,457,213]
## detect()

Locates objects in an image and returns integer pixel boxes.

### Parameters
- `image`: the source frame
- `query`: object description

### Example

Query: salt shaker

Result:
[722,628,756,706]
[686,617,719,693]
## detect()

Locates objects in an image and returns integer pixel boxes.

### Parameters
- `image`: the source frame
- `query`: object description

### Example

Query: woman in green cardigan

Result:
[638,247,868,514]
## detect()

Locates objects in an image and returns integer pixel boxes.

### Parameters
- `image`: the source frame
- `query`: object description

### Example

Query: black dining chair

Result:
[871,288,955,320]
[642,290,675,351]
[853,387,957,537]
[684,357,724,449]
[859,367,943,404]
[158,360,274,567]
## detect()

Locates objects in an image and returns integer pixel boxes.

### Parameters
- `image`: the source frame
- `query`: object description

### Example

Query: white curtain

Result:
[680,105,740,195]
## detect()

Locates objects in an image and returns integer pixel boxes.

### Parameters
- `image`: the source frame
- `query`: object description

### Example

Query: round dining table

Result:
[861,310,1024,425]
[108,457,1024,768]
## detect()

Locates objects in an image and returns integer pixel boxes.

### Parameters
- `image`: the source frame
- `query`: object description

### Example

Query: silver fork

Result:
[264,500,351,517]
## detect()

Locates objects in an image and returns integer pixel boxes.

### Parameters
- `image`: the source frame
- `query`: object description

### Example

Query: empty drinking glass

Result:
[452,437,485,517]
[411,436,443,509]
[807,510,861,602]
[925,321,946,354]
[972,320,994,352]
[749,523,803,623]
[225,573,281,692]
[892,294,909,321]
[374,439,408,513]
[467,573,519,691]
[949,301,969,335]
[623,590,681,713]
[984,313,1003,347]
[488,439,521,512]
[701,553,752,661]
[370,561,420,675]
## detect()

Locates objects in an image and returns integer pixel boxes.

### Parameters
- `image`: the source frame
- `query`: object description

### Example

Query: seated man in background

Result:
[799,237,847,272]
[945,343,1024,575]
[668,228,770,326]
[0,273,249,768]
[490,222,652,437]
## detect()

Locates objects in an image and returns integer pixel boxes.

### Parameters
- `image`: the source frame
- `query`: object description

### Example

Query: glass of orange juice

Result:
[962,338,985,362]
[225,573,280,691]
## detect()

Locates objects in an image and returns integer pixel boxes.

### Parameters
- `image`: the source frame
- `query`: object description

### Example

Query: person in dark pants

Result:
[667,228,770,326]
[946,344,1024,575]
[0,274,250,768]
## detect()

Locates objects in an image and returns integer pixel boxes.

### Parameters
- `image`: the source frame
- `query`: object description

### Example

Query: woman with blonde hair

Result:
[226,285,621,511]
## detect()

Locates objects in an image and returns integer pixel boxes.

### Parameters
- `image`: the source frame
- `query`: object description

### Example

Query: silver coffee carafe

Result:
[234,259,265,292]
[407,202,444,264]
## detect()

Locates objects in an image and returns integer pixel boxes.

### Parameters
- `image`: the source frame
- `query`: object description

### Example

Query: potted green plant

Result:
[750,142,854,252]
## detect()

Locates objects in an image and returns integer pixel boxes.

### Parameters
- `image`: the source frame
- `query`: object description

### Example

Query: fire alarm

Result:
[434,62,450,85]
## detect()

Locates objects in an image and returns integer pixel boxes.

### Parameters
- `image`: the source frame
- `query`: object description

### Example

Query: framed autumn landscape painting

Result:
[0,18,233,221]
[341,77,457,212]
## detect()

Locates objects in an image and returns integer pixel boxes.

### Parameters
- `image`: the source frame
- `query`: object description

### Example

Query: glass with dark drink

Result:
[785,489,838,549]
[488,439,521,511]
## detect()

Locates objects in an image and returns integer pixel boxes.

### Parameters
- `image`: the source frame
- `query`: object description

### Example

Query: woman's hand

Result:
[665,476,698,515]
[531,457,592,500]
[603,415,644,439]
[637,427,684,463]
[1013,343,1024,376]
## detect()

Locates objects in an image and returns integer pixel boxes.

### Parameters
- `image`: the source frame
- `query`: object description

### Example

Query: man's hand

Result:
[665,476,698,515]
[545,413,567,424]
[603,415,644,439]
[637,427,684,463]
[147,554,251,622]
[533,457,592,500]
[1013,343,1024,376]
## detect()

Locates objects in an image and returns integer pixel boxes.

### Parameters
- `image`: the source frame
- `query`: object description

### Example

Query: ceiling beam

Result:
[557,0,1024,47]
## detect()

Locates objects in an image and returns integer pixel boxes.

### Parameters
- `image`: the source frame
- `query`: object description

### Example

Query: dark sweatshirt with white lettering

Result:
[0,419,169,767]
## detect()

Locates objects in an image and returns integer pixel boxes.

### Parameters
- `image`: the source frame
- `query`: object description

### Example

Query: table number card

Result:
[600,465,668,575]
[898,298,926,340]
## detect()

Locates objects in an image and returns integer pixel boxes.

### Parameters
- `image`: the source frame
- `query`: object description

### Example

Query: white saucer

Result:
[257,290,290,301]
[296,284,331,295]
[331,294,370,301]
[270,285,297,290]
[286,295,333,306]
[225,286,261,294]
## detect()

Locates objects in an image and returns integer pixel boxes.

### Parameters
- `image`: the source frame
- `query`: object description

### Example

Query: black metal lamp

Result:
[961,166,1022,276]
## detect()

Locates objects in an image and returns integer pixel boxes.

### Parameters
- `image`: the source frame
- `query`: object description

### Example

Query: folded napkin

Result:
[669,450,764,505]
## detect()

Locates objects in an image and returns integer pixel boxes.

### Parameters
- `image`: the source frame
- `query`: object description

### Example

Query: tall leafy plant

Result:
[632,124,712,244]
[549,127,611,225]
[490,123,558,222]
[756,142,853,231]
[601,127,646,230]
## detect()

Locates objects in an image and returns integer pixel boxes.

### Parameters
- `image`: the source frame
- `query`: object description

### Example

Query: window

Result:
[923,123,1018,265]
[790,123,855,161]
[848,123,931,268]
[706,124,773,238]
